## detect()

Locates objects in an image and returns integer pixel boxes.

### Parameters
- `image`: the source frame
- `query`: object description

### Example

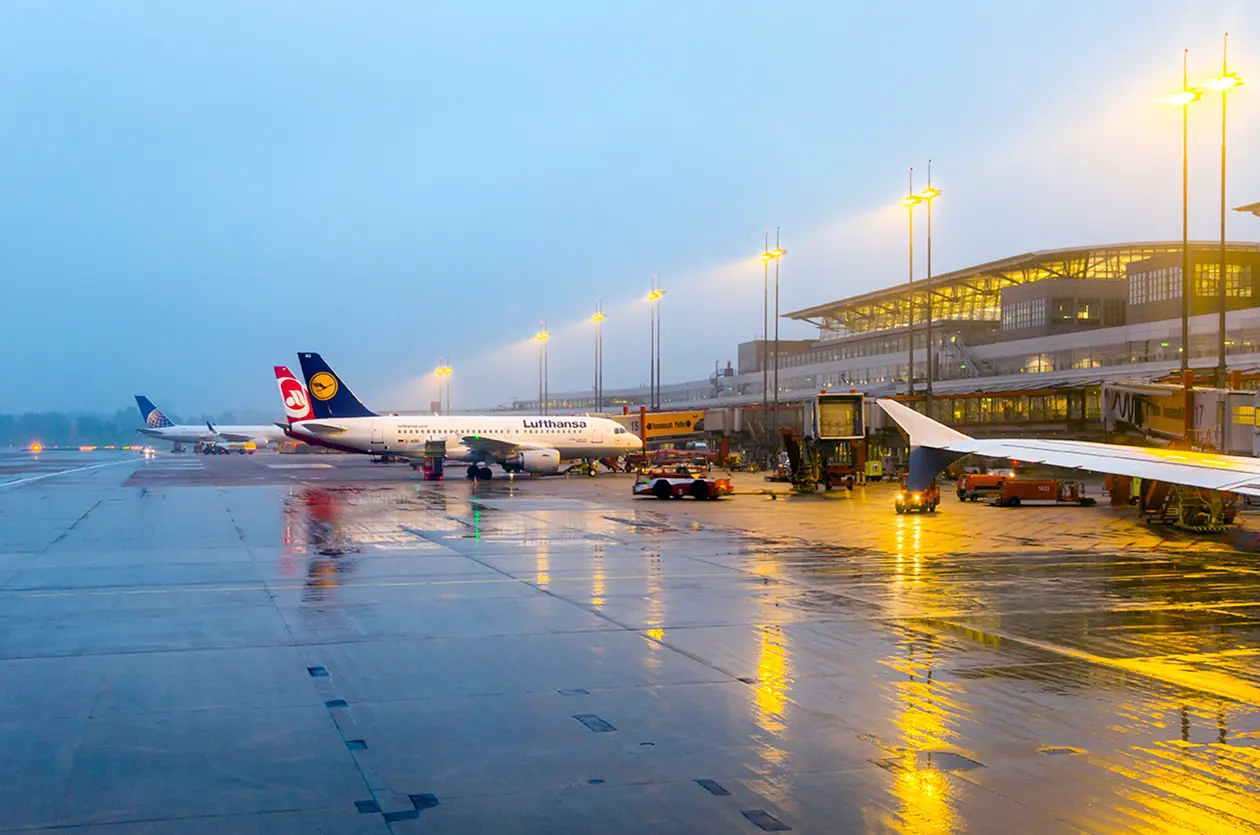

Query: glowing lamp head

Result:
[760,251,773,263]
[1207,73,1243,92]
[30,442,42,453]
[902,194,924,207]
[647,289,664,302]
[1164,89,1203,106]
[535,331,550,342]
[770,247,785,258]
[592,312,606,323]
[920,186,941,201]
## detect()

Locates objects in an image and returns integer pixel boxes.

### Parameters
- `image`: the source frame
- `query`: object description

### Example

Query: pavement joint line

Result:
[11,570,766,598]
[0,458,136,490]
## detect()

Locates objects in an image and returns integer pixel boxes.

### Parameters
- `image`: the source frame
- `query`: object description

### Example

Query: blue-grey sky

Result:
[2,0,1258,415]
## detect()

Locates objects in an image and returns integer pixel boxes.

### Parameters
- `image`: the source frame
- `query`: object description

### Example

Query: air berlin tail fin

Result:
[274,366,315,424]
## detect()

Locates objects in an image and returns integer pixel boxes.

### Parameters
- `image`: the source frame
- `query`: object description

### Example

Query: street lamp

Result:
[902,170,925,396]
[919,165,941,411]
[1206,33,1242,388]
[768,231,786,436]
[1163,50,1203,378]
[535,326,550,415]
[434,364,452,415]
[760,237,771,415]
[592,304,606,412]
[648,284,664,410]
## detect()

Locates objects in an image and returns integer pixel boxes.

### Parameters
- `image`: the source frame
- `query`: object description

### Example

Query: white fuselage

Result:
[287,414,641,463]
[137,424,287,447]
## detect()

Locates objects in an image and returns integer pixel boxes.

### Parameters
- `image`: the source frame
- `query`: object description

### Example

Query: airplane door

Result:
[371,420,384,445]
[591,425,604,444]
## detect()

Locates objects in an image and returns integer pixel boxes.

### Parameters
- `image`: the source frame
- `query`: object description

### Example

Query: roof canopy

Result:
[785,241,1260,337]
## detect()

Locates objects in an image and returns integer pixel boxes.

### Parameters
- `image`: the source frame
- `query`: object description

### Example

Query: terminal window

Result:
[1130,266,1183,304]
[1002,298,1045,331]
[1194,263,1253,298]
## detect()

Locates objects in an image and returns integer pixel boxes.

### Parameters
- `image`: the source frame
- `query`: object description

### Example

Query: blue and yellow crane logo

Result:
[309,372,339,401]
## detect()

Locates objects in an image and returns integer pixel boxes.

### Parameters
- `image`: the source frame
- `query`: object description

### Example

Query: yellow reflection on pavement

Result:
[644,553,664,669]
[591,550,605,608]
[753,623,791,770]
[889,635,960,834]
[535,543,549,589]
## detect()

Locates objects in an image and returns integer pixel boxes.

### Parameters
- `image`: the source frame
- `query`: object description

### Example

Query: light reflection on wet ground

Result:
[1,453,1259,831]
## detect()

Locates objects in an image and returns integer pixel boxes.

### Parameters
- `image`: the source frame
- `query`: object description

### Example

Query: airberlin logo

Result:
[522,419,588,429]
[309,372,338,401]
[278,377,312,420]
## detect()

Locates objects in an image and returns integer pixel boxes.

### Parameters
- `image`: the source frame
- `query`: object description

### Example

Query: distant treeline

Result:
[0,407,278,447]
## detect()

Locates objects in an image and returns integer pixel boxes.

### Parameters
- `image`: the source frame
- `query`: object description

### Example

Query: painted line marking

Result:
[0,459,136,490]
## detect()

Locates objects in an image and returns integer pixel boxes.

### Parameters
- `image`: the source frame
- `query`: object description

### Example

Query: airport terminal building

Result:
[504,240,1260,445]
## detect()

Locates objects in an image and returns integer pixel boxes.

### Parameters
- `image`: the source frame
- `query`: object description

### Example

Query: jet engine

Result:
[504,449,561,474]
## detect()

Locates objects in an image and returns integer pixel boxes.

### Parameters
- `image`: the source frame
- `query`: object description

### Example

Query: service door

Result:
[371,420,384,446]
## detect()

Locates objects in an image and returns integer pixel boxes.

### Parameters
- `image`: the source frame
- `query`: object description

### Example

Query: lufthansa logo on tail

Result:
[309,372,339,401]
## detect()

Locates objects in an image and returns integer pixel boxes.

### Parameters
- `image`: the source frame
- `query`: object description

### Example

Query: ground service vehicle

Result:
[895,476,940,513]
[957,472,1005,501]
[990,479,1096,507]
[634,466,732,500]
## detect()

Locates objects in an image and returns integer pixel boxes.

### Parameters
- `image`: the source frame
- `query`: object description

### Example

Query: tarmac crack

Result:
[40,499,102,553]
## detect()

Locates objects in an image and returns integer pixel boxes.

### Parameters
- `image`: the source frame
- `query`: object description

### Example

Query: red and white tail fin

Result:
[275,366,315,424]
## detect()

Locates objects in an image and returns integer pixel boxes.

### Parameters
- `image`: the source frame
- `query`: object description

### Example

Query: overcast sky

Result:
[2,0,1258,416]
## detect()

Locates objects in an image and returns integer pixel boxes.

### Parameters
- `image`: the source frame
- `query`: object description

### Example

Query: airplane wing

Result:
[877,398,1260,497]
[294,422,349,436]
[460,436,554,456]
[212,431,254,442]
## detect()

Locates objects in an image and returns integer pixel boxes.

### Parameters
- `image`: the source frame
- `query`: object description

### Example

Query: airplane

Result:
[285,352,643,478]
[134,396,287,452]
[878,397,1260,498]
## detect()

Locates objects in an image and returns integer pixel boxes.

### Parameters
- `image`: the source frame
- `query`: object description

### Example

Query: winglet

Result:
[877,399,971,447]
[877,399,971,491]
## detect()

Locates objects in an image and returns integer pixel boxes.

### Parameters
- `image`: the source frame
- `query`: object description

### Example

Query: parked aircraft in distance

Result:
[287,353,642,478]
[134,396,286,452]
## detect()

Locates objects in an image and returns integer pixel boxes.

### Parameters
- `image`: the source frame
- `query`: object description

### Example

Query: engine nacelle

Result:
[505,449,561,474]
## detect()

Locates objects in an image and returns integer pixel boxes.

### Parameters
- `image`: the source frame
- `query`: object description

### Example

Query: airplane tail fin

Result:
[134,396,174,429]
[297,353,377,419]
[274,365,315,424]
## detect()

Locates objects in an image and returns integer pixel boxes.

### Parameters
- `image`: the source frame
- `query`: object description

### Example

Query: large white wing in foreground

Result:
[877,398,1260,498]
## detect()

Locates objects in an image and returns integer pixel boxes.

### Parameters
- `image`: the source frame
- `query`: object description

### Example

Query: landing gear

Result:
[467,464,494,481]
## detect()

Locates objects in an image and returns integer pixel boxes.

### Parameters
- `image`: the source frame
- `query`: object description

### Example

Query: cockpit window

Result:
[614,427,626,434]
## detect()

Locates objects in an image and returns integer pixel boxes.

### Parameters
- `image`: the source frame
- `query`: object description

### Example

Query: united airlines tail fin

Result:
[134,396,174,429]
[274,366,315,424]
[297,353,377,419]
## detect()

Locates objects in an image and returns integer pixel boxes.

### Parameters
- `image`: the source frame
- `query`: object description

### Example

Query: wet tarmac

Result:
[3,449,1260,833]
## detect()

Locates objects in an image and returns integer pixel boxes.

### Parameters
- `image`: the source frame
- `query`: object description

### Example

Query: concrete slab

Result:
[2,451,1259,832]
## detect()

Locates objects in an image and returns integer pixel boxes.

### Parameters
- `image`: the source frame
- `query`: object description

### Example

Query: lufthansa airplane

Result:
[134,396,287,452]
[283,353,642,477]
